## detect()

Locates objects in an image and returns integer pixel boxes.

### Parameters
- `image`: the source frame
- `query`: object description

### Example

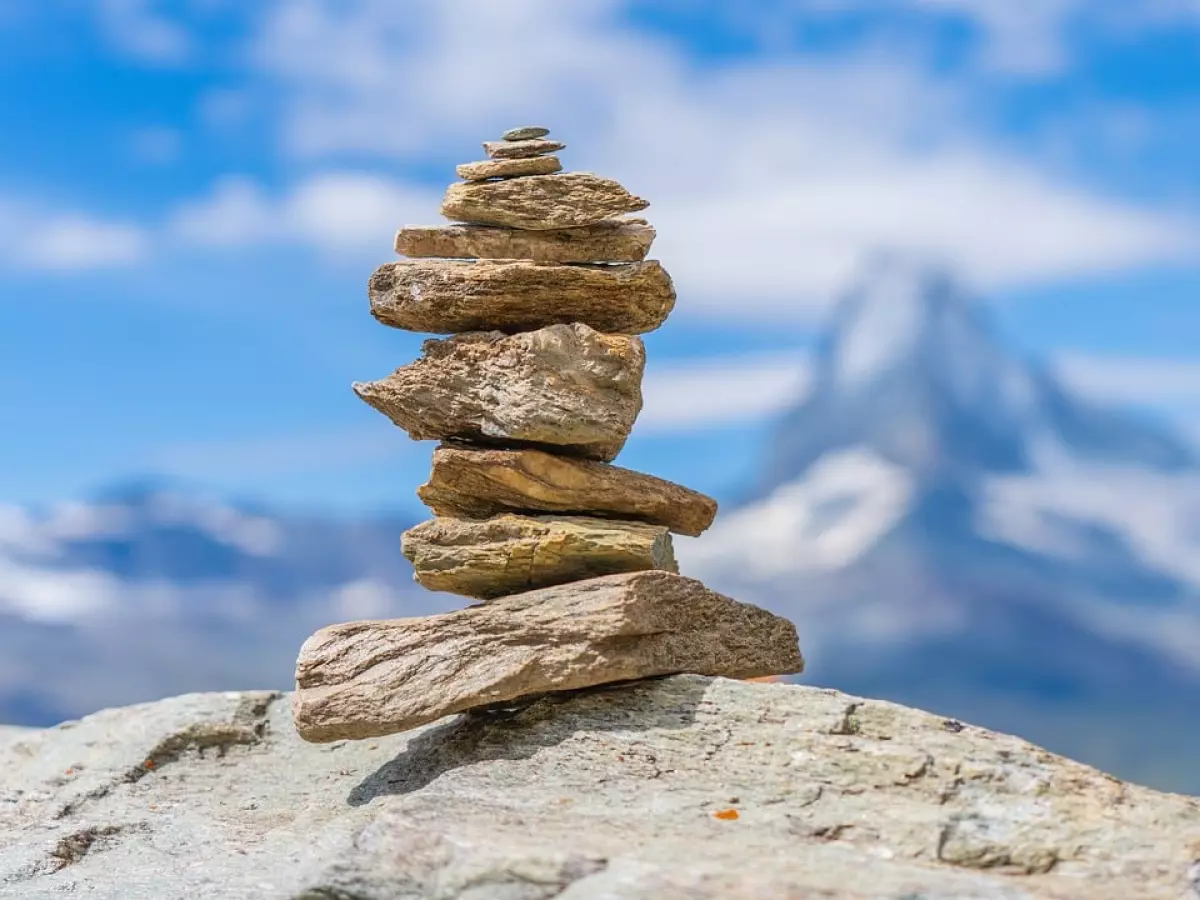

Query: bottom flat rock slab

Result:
[292,571,803,742]
[401,514,677,599]
[2,679,1199,899]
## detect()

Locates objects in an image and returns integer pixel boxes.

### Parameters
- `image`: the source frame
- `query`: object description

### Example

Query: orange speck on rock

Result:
[143,759,156,771]
[713,808,740,821]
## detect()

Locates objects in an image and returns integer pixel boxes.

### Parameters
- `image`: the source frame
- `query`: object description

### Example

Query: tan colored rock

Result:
[352,323,645,462]
[401,514,677,599]
[483,138,565,159]
[441,173,649,230]
[419,445,718,536]
[394,219,656,263]
[293,571,804,742]
[368,259,675,335]
[456,156,562,181]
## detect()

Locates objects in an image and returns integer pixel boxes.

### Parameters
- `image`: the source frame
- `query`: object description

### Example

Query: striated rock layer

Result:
[483,138,565,159]
[293,571,803,742]
[368,259,675,335]
[441,173,649,230]
[353,324,645,462]
[456,156,562,181]
[2,679,1198,898]
[394,220,655,263]
[401,514,677,599]
[418,444,718,536]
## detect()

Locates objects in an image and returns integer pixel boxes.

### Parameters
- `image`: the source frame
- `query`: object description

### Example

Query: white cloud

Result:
[169,172,439,256]
[96,0,192,65]
[221,0,1197,320]
[640,353,811,433]
[0,203,150,271]
[1053,354,1200,406]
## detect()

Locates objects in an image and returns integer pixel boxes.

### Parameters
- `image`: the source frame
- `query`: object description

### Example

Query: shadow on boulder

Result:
[348,675,711,806]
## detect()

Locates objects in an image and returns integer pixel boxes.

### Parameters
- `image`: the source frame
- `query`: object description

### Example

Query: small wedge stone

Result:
[293,570,805,742]
[352,323,644,462]
[419,445,718,536]
[441,173,649,230]
[401,514,677,599]
[369,259,675,335]
[502,126,550,141]
[395,220,655,263]
[456,156,562,181]
[484,138,565,159]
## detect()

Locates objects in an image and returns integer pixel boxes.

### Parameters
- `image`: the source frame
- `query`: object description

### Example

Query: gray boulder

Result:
[1,676,1198,899]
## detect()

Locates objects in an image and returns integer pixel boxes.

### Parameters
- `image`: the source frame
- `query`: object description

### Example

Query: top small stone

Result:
[502,126,550,141]
[485,139,565,160]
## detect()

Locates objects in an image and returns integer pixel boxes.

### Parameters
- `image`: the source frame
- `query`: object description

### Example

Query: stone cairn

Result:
[292,127,805,743]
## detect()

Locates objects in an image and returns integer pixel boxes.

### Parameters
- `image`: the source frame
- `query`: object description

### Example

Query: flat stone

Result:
[368,259,675,335]
[441,173,649,230]
[502,125,550,141]
[293,571,803,742]
[456,155,562,181]
[401,514,678,599]
[484,138,565,159]
[395,219,656,263]
[352,323,644,462]
[419,445,719,536]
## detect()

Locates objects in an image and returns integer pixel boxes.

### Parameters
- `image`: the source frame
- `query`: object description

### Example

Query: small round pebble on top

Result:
[502,126,550,141]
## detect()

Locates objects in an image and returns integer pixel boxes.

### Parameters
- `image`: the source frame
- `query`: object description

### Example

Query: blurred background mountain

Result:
[1,2,1198,794]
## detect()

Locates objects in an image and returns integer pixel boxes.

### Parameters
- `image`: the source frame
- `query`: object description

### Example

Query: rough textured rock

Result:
[502,125,550,141]
[368,259,676,335]
[418,444,719,536]
[394,219,656,263]
[293,571,803,742]
[353,324,645,462]
[401,514,677,599]
[456,155,562,181]
[3,678,1198,899]
[442,173,649,230]
[483,138,565,159]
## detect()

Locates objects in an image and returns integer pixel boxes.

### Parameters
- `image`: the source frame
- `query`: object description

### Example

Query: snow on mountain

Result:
[678,257,1200,793]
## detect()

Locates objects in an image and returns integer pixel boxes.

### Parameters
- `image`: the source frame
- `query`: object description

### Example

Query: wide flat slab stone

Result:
[394,219,655,263]
[401,514,677,599]
[293,571,804,742]
[483,138,565,159]
[456,155,562,181]
[418,445,718,536]
[368,259,675,335]
[353,323,644,462]
[441,173,649,230]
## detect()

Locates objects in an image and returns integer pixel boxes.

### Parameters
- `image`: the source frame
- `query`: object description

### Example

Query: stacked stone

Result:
[292,127,804,744]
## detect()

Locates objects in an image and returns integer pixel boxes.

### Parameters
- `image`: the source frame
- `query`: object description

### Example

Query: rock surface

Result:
[368,259,676,335]
[353,324,645,462]
[418,444,719,536]
[502,125,550,141]
[483,138,566,159]
[456,155,562,181]
[394,219,656,263]
[442,173,649,230]
[293,571,803,742]
[401,514,677,599]
[3,678,1199,899]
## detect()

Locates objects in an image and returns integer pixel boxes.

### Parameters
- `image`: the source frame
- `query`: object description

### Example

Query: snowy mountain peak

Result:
[817,257,1039,421]
[760,255,1194,491]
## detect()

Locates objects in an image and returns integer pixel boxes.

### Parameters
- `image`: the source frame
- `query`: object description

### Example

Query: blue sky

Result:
[1,0,1198,515]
